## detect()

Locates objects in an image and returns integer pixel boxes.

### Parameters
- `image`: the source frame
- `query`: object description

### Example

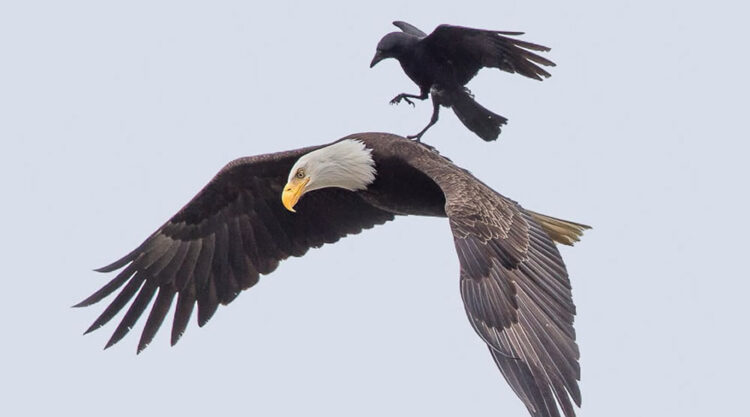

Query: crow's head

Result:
[370,32,418,67]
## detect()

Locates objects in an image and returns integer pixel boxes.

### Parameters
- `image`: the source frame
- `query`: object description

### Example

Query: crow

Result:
[370,21,555,142]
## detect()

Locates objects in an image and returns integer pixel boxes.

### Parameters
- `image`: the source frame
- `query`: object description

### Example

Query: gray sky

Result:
[1,1,748,416]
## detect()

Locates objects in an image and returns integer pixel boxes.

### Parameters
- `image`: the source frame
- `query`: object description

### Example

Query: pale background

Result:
[1,1,748,416]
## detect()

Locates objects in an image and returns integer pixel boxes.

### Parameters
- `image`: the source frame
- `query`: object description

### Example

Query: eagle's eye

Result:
[295,169,305,179]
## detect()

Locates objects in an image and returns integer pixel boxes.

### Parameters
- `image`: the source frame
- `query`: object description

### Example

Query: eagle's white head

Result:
[282,139,376,212]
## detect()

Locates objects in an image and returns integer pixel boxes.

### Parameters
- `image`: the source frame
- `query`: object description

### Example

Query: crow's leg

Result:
[407,96,441,142]
[390,91,428,107]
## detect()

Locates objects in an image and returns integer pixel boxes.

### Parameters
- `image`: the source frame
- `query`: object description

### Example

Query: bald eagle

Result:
[77,132,589,417]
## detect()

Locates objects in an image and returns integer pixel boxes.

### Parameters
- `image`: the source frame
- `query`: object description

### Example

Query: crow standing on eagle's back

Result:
[371,21,555,141]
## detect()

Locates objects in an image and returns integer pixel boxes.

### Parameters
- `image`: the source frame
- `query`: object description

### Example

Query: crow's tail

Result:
[448,88,507,141]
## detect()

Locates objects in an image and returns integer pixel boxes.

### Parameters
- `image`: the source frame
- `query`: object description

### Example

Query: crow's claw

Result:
[390,94,415,107]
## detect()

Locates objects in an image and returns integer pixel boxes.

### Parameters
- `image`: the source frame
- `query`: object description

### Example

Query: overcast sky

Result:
[1,1,748,416]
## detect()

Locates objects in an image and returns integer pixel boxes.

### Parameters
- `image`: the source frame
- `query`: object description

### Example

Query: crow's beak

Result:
[370,51,385,68]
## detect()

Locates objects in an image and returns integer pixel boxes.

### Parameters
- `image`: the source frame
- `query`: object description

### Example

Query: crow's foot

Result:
[390,94,415,107]
[405,132,423,142]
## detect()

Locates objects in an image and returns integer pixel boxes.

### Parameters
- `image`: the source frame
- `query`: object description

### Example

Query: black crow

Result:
[370,21,555,142]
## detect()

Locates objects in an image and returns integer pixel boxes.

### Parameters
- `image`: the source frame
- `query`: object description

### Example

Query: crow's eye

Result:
[295,169,305,179]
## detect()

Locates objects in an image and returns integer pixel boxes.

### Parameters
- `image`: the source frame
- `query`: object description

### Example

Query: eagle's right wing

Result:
[76,145,395,352]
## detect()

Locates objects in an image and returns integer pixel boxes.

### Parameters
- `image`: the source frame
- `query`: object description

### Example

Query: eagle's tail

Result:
[528,211,591,246]
[448,88,507,141]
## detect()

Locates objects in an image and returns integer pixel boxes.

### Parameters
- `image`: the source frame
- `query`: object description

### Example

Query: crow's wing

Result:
[393,20,427,38]
[76,145,395,352]
[420,24,556,83]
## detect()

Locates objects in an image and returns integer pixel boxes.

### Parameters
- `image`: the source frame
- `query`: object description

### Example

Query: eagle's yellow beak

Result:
[281,177,310,212]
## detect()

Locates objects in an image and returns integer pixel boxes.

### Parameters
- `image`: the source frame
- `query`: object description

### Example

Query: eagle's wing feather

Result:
[403,145,581,417]
[77,146,395,352]
[450,188,580,417]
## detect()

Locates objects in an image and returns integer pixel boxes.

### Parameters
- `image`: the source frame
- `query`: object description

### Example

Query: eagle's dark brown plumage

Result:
[77,132,589,417]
